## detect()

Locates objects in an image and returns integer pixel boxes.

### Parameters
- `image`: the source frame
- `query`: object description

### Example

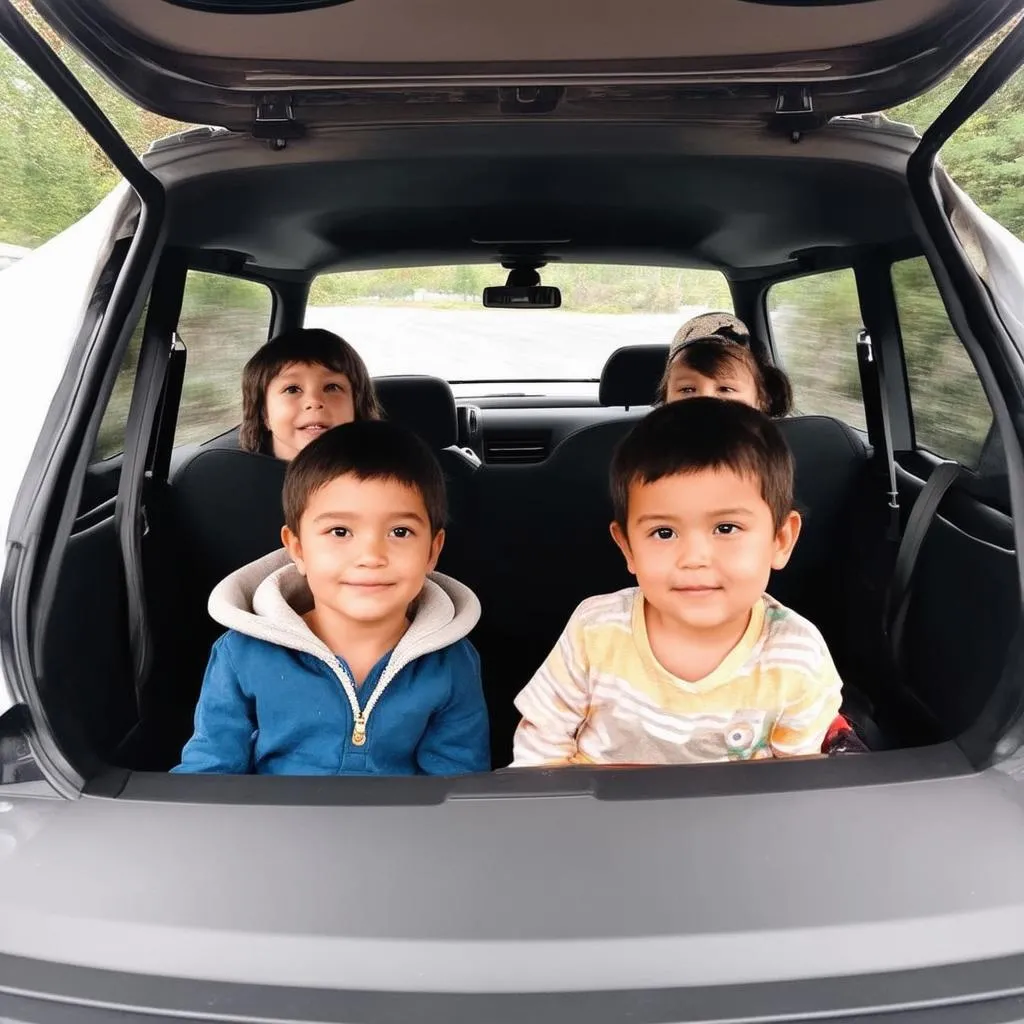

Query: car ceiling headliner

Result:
[153,121,918,278]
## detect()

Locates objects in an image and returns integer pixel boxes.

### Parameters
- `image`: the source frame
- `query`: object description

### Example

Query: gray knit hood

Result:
[208,547,480,674]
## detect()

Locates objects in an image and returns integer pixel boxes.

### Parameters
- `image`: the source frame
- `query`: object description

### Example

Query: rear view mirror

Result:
[482,285,561,309]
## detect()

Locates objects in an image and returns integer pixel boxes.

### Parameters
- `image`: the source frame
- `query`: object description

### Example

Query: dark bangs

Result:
[611,398,794,531]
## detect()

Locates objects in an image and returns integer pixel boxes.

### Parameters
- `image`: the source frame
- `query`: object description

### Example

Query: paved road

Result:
[305,303,711,383]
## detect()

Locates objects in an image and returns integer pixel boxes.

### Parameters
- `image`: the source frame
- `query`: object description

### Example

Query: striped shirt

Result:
[512,588,843,766]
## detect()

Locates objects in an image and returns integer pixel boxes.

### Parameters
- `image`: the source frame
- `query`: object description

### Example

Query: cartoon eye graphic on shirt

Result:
[725,723,755,751]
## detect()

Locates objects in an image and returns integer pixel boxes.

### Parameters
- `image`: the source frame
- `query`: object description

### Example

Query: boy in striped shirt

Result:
[512,398,843,766]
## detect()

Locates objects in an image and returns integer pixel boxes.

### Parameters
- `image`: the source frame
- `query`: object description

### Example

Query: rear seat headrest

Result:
[598,345,669,408]
[374,375,458,450]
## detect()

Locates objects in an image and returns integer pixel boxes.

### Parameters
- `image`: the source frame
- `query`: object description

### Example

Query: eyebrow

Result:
[635,507,756,523]
[670,371,741,383]
[312,510,428,524]
[277,373,345,381]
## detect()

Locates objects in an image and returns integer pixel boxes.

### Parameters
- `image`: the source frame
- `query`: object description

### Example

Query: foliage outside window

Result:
[890,15,1024,242]
[892,258,992,467]
[767,270,866,430]
[1,1,193,250]
[174,273,274,447]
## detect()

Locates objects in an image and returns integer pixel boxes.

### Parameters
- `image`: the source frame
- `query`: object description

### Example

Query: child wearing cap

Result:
[658,311,793,418]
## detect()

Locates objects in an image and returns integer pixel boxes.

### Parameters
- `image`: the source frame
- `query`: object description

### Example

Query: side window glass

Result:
[766,269,866,429]
[174,272,273,446]
[94,311,145,461]
[892,258,992,467]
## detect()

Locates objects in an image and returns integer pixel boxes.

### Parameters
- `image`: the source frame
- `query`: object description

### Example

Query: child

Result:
[511,398,842,767]
[240,327,382,460]
[658,311,794,417]
[175,420,490,776]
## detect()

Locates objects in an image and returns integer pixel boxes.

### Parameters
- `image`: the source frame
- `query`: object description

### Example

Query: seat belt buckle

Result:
[886,491,901,541]
[856,329,874,364]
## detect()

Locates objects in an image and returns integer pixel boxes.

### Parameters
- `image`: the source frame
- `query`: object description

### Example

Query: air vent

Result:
[484,432,551,465]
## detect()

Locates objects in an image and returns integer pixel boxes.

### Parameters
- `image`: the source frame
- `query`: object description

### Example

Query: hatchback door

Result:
[31,0,1024,132]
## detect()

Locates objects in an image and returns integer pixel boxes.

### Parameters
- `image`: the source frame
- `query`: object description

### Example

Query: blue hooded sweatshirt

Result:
[174,548,490,776]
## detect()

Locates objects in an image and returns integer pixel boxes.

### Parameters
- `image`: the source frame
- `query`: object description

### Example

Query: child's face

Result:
[666,360,760,411]
[264,361,356,460]
[610,468,800,636]
[282,473,444,631]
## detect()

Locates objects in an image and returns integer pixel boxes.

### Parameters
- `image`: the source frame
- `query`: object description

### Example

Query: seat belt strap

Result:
[857,329,901,541]
[115,321,172,714]
[884,461,961,673]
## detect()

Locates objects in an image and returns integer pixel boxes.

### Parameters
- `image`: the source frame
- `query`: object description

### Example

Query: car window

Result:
[766,269,866,430]
[305,264,732,384]
[173,272,273,447]
[94,312,145,461]
[891,257,992,467]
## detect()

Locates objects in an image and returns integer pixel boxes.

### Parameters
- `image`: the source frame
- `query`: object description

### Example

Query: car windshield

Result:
[304,264,733,389]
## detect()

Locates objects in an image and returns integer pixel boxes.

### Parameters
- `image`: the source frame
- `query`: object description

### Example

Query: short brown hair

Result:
[240,328,382,453]
[283,420,447,535]
[611,398,794,531]
[656,336,793,418]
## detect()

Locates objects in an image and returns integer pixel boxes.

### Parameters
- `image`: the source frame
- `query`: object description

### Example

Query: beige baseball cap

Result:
[669,312,750,362]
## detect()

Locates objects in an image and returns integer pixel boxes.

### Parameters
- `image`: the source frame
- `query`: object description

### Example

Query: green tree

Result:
[0,1,192,248]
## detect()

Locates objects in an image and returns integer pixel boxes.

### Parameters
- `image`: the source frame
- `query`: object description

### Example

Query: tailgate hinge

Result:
[770,87,823,141]
[253,95,305,149]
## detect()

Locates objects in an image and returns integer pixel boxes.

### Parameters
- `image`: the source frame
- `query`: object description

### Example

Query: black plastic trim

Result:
[856,259,914,451]
[106,742,973,806]
[149,337,186,484]
[116,253,186,709]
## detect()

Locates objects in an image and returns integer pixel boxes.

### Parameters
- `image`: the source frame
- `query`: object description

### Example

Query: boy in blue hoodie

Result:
[174,420,489,776]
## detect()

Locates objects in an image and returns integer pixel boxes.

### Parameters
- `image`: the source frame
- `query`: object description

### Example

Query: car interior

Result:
[0,0,1018,795]
[21,113,1014,781]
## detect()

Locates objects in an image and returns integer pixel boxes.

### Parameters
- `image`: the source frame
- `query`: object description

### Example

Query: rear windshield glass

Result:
[305,265,733,383]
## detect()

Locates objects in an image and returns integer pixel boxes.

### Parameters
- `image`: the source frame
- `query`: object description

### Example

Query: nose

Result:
[676,530,712,569]
[304,392,324,409]
[355,533,388,568]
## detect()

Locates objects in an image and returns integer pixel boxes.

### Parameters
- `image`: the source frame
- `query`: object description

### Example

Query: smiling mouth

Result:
[299,423,330,433]
[343,582,396,591]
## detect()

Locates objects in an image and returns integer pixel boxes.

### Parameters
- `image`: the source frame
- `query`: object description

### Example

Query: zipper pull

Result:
[352,716,367,746]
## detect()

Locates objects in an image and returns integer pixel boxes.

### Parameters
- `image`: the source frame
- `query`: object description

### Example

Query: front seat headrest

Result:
[598,345,669,408]
[374,375,459,450]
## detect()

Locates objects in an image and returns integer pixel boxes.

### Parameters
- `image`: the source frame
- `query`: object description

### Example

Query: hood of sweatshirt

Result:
[208,547,480,678]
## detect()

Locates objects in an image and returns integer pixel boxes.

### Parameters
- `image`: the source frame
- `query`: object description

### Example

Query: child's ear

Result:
[281,525,307,576]
[427,528,446,573]
[770,510,802,572]
[609,521,637,575]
